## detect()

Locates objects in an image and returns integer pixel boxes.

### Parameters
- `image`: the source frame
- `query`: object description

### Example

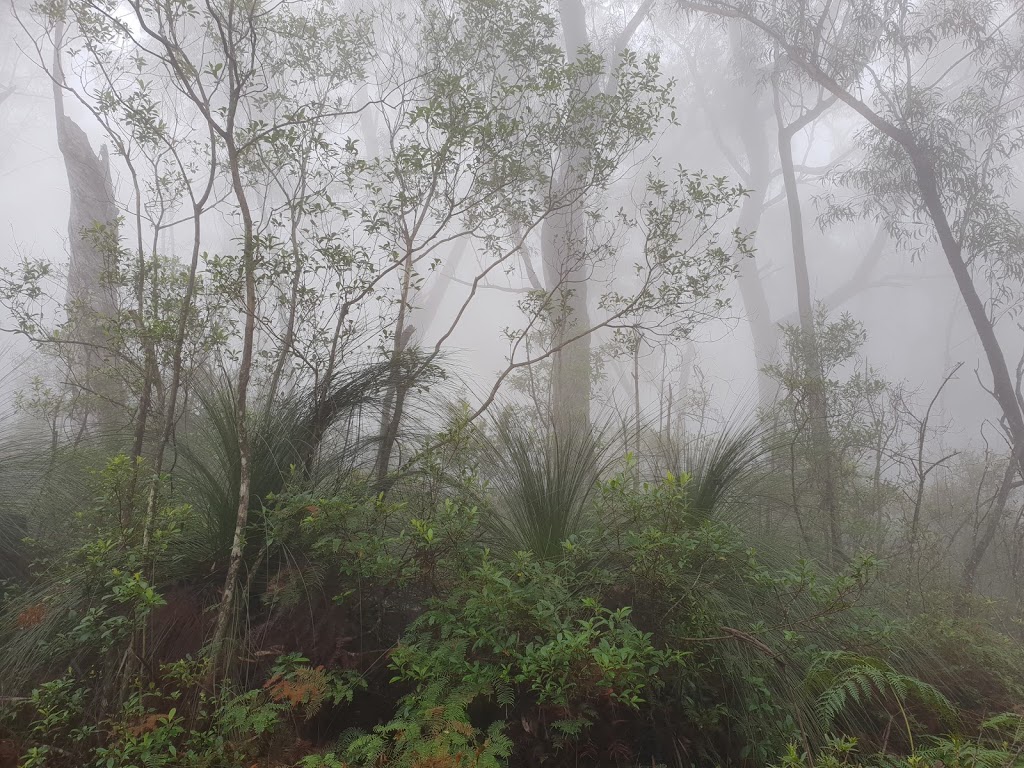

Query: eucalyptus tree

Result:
[0,15,127,437]
[679,0,1024,469]
[673,0,1024,577]
[2,31,229,467]
[675,23,781,404]
[7,0,747,677]
[540,0,657,430]
[670,16,896,418]
[16,0,374,675]
[474,166,750,424]
[359,0,747,476]
[769,71,848,559]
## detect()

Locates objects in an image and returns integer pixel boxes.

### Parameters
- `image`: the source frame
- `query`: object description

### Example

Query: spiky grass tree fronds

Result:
[644,544,915,763]
[476,414,620,561]
[0,346,58,579]
[175,363,394,576]
[878,612,1024,723]
[652,417,779,522]
[176,380,306,570]
[0,344,161,695]
[0,426,45,580]
[0,449,158,696]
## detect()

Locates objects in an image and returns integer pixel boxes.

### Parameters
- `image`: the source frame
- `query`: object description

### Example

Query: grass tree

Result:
[8,0,749,684]
[22,0,373,678]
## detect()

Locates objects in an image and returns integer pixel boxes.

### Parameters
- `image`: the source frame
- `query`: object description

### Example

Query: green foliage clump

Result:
[4,430,1024,768]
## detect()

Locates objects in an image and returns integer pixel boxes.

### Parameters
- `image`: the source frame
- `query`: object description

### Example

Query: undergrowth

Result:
[2,424,1024,767]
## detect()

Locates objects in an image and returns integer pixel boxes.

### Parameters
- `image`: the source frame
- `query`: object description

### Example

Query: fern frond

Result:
[809,651,956,732]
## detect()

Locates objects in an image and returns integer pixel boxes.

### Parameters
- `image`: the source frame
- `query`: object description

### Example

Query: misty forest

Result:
[3,0,1024,765]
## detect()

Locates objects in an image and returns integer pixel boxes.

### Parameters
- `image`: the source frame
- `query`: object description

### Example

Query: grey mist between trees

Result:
[1,2,1024,766]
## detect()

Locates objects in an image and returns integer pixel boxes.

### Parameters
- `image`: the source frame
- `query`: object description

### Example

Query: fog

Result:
[1,1,1023,765]
[0,2,1003,434]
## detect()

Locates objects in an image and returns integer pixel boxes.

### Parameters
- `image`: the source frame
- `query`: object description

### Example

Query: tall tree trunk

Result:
[733,142,777,405]
[413,239,469,346]
[774,85,841,562]
[374,249,416,487]
[52,22,121,428]
[207,130,258,684]
[909,151,1024,465]
[731,25,779,406]
[546,0,594,432]
[543,204,592,431]
[542,0,655,432]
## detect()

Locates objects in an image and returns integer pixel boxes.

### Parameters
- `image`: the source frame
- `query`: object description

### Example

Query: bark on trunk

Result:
[731,26,779,406]
[207,130,257,683]
[53,24,121,425]
[374,247,417,488]
[733,142,777,405]
[910,151,1024,464]
[775,86,841,562]
[543,205,592,432]
[546,0,594,433]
